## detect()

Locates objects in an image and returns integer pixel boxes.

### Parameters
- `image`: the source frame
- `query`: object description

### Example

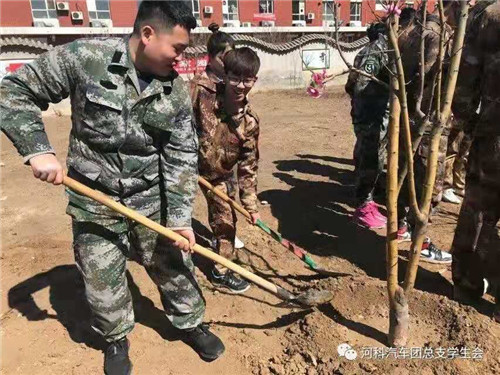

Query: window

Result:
[30,0,57,19]
[350,1,361,22]
[222,0,239,21]
[188,0,200,20]
[323,0,335,21]
[259,0,273,14]
[87,0,111,20]
[292,0,305,21]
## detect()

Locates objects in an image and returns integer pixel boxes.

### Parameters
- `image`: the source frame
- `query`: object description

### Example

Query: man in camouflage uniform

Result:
[0,2,225,373]
[395,1,464,264]
[345,22,390,229]
[191,47,261,294]
[450,1,500,323]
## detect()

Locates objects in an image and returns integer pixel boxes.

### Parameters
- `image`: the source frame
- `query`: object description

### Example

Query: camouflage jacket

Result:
[399,14,453,122]
[0,36,198,229]
[345,33,390,125]
[190,72,260,213]
[452,2,500,137]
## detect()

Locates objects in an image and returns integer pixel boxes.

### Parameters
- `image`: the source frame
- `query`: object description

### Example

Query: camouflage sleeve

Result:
[346,45,383,97]
[451,18,483,131]
[236,107,260,213]
[423,32,441,75]
[161,84,199,229]
[0,43,75,163]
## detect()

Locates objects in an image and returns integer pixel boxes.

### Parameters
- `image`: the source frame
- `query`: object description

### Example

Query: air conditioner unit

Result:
[242,22,252,27]
[71,11,83,20]
[223,20,240,27]
[260,20,275,27]
[299,8,305,14]
[307,13,315,20]
[33,19,60,27]
[56,2,69,11]
[91,19,113,28]
[292,20,306,27]
[350,20,362,27]
[204,6,213,14]
[323,21,336,27]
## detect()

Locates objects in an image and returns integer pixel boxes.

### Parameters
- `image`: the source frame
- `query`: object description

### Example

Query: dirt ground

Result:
[1,88,499,375]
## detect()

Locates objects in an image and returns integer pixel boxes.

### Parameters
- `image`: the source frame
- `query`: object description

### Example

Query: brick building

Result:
[0,0,437,29]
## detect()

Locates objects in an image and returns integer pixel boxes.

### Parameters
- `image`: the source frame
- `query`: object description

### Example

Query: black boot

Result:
[183,323,225,362]
[104,337,132,375]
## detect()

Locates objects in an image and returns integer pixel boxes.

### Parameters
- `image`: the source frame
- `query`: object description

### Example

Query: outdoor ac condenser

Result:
[56,2,69,11]
[71,11,83,20]
[204,6,213,14]
[260,21,275,27]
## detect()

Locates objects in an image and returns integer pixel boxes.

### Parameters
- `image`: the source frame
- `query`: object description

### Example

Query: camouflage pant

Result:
[398,131,448,226]
[452,136,500,303]
[72,211,205,342]
[444,126,472,195]
[201,177,238,273]
[353,117,388,204]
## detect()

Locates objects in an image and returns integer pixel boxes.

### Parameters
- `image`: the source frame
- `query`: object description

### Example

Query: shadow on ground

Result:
[7,265,182,350]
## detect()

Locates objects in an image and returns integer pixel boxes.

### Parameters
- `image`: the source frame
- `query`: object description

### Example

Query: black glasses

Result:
[227,76,257,88]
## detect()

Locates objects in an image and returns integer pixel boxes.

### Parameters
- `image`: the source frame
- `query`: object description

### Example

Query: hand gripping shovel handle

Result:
[63,176,296,302]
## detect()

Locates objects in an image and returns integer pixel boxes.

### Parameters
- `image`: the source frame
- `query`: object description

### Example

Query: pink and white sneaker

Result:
[370,203,387,224]
[353,201,386,229]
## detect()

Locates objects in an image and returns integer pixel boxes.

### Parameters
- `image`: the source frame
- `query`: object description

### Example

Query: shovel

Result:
[63,176,333,307]
[198,177,344,277]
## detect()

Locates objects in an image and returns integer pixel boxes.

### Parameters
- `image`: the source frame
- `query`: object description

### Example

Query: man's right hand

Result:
[29,153,64,185]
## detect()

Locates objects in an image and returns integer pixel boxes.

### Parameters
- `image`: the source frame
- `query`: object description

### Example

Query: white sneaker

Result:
[234,236,245,249]
[442,188,462,204]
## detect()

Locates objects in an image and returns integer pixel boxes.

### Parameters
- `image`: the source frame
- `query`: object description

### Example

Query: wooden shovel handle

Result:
[63,176,288,298]
[198,177,252,220]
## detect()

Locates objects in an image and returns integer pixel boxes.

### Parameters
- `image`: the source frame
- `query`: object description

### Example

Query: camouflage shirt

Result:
[0,36,198,229]
[452,2,500,136]
[399,14,453,121]
[345,33,390,125]
[190,71,260,213]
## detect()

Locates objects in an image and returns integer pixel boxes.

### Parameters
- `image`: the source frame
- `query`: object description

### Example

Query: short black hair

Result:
[207,23,235,57]
[400,7,417,29]
[224,47,261,77]
[133,1,197,35]
[366,22,386,42]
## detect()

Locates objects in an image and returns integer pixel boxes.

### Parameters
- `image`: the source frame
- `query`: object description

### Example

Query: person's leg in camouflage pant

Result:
[452,136,500,322]
[352,116,388,229]
[201,178,237,273]
[72,212,205,341]
[129,212,205,329]
[200,178,250,293]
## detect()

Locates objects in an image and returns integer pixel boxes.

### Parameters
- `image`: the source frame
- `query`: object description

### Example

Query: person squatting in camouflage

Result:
[191,47,261,294]
[450,1,500,323]
[345,22,390,229]
[0,2,225,373]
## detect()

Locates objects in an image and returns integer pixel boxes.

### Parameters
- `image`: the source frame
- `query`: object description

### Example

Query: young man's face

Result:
[141,25,189,77]
[225,72,257,102]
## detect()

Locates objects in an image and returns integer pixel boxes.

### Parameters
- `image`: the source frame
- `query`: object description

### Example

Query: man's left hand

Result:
[173,228,196,253]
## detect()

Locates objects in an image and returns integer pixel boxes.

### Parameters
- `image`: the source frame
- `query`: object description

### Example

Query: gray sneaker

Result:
[211,269,250,294]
